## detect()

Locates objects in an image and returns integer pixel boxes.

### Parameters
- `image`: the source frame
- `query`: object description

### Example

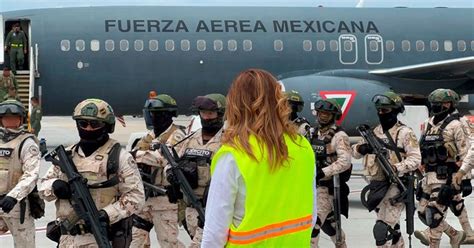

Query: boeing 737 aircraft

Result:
[1,2,473,134]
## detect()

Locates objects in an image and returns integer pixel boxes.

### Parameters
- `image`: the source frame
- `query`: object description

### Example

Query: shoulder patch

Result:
[28,146,39,156]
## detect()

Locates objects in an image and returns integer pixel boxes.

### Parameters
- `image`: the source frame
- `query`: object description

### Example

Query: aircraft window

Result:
[303,40,312,51]
[228,40,237,52]
[316,40,326,51]
[105,40,114,51]
[402,40,410,52]
[344,40,353,52]
[243,40,252,52]
[197,40,206,51]
[274,40,283,52]
[457,40,466,52]
[330,40,338,52]
[120,40,129,51]
[471,41,474,51]
[181,40,190,51]
[60,40,70,52]
[214,40,223,51]
[134,40,144,51]
[416,40,424,52]
[385,40,395,52]
[90,40,100,52]
[166,40,175,51]
[149,40,158,51]
[75,40,85,51]
[430,40,439,51]
[444,40,453,52]
[369,40,378,52]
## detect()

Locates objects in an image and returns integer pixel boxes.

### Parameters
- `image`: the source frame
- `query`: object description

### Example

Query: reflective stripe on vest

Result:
[228,214,313,245]
[10,44,23,48]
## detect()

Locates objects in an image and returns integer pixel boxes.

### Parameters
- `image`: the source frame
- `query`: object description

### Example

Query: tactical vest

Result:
[56,139,121,220]
[0,132,35,195]
[420,114,460,178]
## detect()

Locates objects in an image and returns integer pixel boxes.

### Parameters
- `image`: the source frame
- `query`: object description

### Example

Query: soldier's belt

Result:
[10,44,24,48]
[61,223,91,236]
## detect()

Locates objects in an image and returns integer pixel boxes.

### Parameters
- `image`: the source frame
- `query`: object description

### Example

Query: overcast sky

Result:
[1,0,472,11]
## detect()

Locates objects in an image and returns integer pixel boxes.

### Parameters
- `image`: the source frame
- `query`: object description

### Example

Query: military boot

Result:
[414,229,430,246]
[444,225,465,248]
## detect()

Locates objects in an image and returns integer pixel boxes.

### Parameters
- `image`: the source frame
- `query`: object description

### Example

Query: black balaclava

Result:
[78,125,109,157]
[433,105,455,125]
[151,111,173,137]
[201,115,224,136]
[378,110,398,131]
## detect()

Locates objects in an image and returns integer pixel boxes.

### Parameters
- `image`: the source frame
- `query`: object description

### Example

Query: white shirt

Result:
[201,153,317,247]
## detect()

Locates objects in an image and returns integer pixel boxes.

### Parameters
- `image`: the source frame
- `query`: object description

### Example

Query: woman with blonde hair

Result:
[201,68,316,247]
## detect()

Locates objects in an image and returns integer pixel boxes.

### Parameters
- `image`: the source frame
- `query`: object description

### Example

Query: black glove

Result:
[0,196,17,213]
[165,169,179,186]
[316,166,325,183]
[357,144,373,155]
[52,180,72,199]
[98,209,110,226]
[165,184,183,204]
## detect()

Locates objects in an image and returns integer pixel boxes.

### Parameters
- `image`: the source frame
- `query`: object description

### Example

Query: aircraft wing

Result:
[369,56,474,80]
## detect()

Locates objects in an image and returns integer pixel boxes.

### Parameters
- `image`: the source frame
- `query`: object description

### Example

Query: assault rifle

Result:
[333,174,342,244]
[139,171,167,196]
[357,124,415,247]
[159,144,206,225]
[45,145,112,248]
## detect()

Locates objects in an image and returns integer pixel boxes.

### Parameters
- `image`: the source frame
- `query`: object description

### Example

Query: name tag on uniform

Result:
[184,148,212,159]
[425,135,441,142]
[0,148,13,157]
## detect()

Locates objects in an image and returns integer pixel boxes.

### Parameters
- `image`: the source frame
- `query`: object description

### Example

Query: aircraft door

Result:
[0,15,3,64]
[338,35,357,65]
[365,35,383,64]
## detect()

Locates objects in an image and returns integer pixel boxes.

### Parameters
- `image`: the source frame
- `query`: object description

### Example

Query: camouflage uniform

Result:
[173,128,223,247]
[39,99,145,248]
[353,92,421,248]
[310,124,351,248]
[130,125,186,248]
[415,89,469,247]
[0,100,40,248]
[0,73,18,102]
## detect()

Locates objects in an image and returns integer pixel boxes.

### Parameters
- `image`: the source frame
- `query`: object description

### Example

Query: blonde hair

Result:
[223,68,298,171]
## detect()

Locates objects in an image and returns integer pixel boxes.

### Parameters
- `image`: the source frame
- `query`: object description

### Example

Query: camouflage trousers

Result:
[185,207,203,248]
[417,182,464,246]
[0,201,35,248]
[311,186,347,248]
[59,234,102,248]
[130,196,184,248]
[375,184,405,248]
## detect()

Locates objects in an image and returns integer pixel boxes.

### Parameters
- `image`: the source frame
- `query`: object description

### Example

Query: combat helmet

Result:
[428,89,460,115]
[0,100,26,123]
[192,93,226,114]
[372,91,405,113]
[314,98,342,120]
[73,99,116,133]
[285,90,304,113]
[145,94,178,117]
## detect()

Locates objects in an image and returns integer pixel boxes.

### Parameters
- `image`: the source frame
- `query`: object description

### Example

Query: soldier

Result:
[352,91,421,248]
[310,99,351,248]
[39,98,145,247]
[4,23,28,74]
[0,68,18,101]
[130,94,186,248]
[0,100,40,248]
[286,90,311,138]
[165,93,225,248]
[414,89,469,247]
[29,97,42,137]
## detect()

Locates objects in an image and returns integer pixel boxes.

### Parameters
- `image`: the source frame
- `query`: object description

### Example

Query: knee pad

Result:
[132,214,154,232]
[321,217,337,237]
[391,223,402,245]
[312,227,320,238]
[449,199,465,217]
[373,220,393,246]
[424,206,444,228]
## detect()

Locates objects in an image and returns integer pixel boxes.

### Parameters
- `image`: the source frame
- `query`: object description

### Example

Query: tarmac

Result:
[0,116,473,247]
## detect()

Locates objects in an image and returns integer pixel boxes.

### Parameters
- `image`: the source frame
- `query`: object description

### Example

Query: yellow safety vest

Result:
[211,134,314,247]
